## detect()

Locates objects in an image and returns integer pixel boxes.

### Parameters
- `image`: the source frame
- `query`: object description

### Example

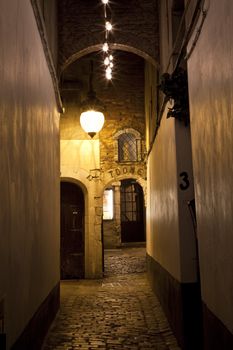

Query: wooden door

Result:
[60,182,84,279]
[120,179,145,243]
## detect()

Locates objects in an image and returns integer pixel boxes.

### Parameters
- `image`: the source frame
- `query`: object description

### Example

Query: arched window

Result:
[114,129,142,163]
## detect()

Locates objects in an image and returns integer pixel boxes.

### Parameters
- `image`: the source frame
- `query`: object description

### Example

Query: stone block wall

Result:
[60,50,147,253]
[99,52,146,173]
[61,50,147,176]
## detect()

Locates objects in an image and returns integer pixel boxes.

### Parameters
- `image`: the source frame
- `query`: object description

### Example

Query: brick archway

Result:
[60,43,159,76]
[103,174,147,206]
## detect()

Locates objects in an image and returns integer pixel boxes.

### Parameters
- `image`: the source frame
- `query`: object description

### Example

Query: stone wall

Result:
[61,51,147,178]
[93,53,147,248]
[60,50,147,254]
[99,52,146,173]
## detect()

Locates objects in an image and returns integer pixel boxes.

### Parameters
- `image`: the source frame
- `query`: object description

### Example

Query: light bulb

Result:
[106,66,112,74]
[102,0,109,3]
[105,21,112,31]
[104,57,110,65]
[109,54,113,61]
[106,71,112,80]
[102,42,109,52]
[109,62,113,68]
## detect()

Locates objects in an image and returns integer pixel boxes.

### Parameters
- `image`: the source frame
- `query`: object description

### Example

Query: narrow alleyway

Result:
[42,248,180,350]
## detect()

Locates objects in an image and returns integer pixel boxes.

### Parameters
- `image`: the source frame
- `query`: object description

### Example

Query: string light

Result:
[105,21,112,31]
[101,0,114,80]
[106,71,112,80]
[106,66,112,74]
[104,57,110,65]
[102,42,109,52]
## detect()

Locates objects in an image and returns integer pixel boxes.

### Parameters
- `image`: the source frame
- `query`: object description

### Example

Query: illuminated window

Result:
[103,189,114,220]
[114,129,142,163]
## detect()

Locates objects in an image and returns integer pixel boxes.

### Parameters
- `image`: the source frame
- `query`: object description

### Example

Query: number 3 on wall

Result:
[179,171,190,190]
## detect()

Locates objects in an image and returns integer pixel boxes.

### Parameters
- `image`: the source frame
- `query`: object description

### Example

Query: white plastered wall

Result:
[0,1,60,348]
[146,112,197,283]
[146,0,197,284]
[187,0,233,333]
[147,115,181,280]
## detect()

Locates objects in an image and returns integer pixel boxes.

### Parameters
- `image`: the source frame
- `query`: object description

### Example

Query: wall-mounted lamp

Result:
[158,68,189,125]
[80,61,105,138]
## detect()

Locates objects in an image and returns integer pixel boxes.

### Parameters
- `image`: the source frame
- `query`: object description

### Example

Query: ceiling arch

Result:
[60,43,159,76]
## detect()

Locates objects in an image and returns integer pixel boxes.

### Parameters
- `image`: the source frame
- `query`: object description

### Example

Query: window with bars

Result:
[118,133,141,162]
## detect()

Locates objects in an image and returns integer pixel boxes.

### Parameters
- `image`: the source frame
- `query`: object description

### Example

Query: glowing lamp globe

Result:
[80,60,105,137]
[80,110,105,138]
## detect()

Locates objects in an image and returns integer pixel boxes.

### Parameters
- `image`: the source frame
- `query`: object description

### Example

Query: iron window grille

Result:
[118,133,141,162]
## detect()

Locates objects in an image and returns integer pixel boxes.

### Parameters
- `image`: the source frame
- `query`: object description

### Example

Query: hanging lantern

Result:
[80,61,105,138]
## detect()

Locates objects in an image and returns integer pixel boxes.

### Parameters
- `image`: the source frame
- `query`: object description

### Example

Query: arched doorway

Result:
[60,182,85,279]
[120,179,145,243]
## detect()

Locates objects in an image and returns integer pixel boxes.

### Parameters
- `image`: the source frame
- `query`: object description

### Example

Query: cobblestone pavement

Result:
[104,247,147,276]
[43,248,180,350]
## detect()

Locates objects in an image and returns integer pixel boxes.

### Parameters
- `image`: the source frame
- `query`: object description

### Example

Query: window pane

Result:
[103,189,114,220]
[118,133,139,162]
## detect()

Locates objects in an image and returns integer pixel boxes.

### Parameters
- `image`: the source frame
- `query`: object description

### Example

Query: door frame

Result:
[60,178,88,278]
[120,178,145,243]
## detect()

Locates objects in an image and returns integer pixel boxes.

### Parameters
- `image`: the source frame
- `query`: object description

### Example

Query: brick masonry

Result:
[60,16,149,264]
[61,51,147,177]
[58,0,159,71]
[98,52,146,173]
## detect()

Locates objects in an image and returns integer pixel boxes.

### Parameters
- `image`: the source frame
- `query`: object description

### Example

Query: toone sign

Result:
[108,165,146,179]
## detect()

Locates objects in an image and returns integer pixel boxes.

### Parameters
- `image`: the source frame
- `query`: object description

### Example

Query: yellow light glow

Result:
[102,0,109,4]
[80,110,105,137]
